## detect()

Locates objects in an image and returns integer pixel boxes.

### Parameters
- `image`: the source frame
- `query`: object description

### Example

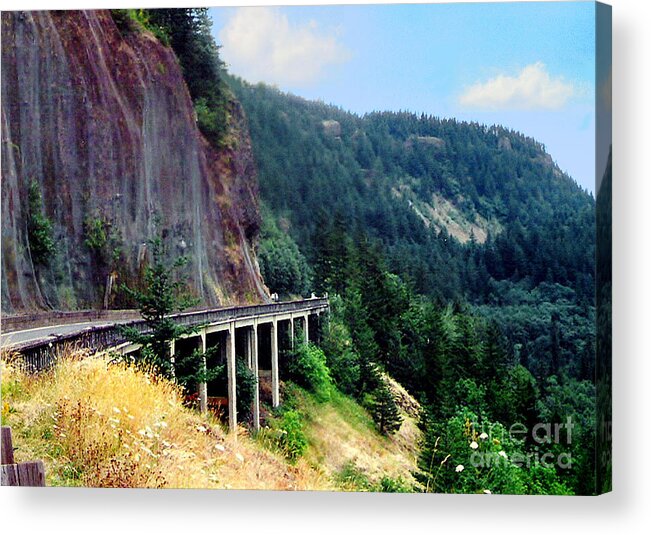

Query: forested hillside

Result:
[230,77,601,494]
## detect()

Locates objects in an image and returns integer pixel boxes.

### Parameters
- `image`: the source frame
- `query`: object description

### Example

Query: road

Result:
[0,320,131,348]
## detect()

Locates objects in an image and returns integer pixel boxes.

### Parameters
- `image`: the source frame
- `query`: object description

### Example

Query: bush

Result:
[27,180,56,266]
[287,343,332,401]
[274,410,307,463]
[207,356,257,422]
[320,297,361,396]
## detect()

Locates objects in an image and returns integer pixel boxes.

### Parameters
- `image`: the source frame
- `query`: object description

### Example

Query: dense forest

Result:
[229,78,602,494]
[109,9,604,494]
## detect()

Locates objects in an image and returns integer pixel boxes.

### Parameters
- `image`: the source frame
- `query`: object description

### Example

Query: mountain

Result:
[1,11,266,313]
[229,76,595,306]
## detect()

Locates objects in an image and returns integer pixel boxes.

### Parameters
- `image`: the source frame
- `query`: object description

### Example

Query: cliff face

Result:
[1,10,267,313]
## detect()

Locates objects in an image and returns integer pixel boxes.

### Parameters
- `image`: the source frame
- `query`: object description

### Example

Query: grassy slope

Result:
[1,353,419,490]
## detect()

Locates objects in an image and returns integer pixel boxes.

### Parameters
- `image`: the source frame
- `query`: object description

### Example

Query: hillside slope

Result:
[1,11,266,313]
[1,354,419,490]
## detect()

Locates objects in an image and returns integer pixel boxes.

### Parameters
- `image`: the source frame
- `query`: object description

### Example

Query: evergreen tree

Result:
[371,376,403,435]
[118,234,200,380]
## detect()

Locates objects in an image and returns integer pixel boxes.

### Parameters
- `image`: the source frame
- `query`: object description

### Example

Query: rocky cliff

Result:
[1,10,267,313]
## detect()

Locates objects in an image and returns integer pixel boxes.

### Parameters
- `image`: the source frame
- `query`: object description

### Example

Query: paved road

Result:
[1,320,131,348]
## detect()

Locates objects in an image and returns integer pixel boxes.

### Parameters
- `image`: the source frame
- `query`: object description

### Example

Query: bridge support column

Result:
[252,322,260,432]
[304,314,309,344]
[227,323,237,433]
[289,314,295,349]
[199,330,208,415]
[271,319,280,407]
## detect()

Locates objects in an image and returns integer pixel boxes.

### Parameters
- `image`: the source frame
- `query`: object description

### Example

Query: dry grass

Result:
[296,387,421,489]
[0,353,329,490]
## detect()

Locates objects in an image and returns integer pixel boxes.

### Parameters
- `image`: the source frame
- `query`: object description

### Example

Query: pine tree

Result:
[371,376,403,435]
[118,234,200,380]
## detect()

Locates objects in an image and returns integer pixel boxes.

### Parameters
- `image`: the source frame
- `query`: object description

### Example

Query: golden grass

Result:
[0,353,330,490]
[296,387,421,489]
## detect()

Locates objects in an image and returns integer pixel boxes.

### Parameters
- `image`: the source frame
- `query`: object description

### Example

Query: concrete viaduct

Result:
[10,298,329,433]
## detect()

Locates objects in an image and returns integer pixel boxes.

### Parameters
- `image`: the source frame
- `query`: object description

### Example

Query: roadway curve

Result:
[1,320,132,348]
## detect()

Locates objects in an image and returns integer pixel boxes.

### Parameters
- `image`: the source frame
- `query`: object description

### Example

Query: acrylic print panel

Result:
[0,2,611,495]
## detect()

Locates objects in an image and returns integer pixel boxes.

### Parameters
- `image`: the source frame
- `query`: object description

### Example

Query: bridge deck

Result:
[3,297,329,373]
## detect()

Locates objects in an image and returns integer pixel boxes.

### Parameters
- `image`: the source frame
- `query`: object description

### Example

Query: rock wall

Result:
[1,10,267,313]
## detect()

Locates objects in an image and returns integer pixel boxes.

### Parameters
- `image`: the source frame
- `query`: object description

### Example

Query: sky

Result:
[209,2,597,194]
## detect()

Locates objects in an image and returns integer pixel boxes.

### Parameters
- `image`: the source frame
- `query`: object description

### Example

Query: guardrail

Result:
[5,298,329,373]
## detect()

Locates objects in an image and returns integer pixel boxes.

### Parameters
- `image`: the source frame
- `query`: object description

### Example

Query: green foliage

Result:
[83,215,123,267]
[335,461,412,492]
[334,460,372,491]
[273,409,308,463]
[374,475,413,493]
[370,377,403,435]
[258,212,312,297]
[416,408,572,495]
[287,343,332,401]
[144,9,230,146]
[84,217,108,252]
[320,295,361,396]
[110,9,171,45]
[117,233,200,380]
[27,180,56,266]
[111,8,230,145]
[228,68,598,495]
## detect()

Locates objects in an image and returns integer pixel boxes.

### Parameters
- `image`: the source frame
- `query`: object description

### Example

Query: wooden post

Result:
[1,426,15,465]
[227,323,237,433]
[1,427,46,486]
[199,330,208,415]
[16,461,46,486]
[271,319,280,407]
[252,322,260,432]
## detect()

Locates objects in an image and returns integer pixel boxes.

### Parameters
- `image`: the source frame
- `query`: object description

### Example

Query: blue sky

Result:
[209,2,597,193]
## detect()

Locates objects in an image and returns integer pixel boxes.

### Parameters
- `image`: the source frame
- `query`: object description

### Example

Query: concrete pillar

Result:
[252,322,260,431]
[289,314,295,349]
[245,328,253,369]
[271,319,280,407]
[304,314,309,344]
[169,339,176,380]
[227,323,237,433]
[199,330,208,415]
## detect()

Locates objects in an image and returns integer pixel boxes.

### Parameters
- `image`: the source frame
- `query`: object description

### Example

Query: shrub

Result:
[274,410,307,463]
[27,180,56,266]
[287,343,332,401]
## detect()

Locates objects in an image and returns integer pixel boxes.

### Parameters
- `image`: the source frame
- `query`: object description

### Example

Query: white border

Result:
[1,1,648,533]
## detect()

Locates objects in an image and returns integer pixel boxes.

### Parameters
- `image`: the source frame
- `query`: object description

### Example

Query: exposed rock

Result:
[321,120,341,138]
[498,136,512,152]
[1,10,266,312]
[404,135,446,150]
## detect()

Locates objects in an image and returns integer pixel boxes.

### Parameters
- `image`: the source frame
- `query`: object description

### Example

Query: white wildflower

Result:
[470,441,479,450]
[455,464,465,473]
[479,432,488,440]
[196,425,208,433]
[483,489,492,494]
[498,450,508,459]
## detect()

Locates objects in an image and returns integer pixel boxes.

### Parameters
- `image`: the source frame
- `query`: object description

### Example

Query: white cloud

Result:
[218,7,351,87]
[458,63,577,111]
